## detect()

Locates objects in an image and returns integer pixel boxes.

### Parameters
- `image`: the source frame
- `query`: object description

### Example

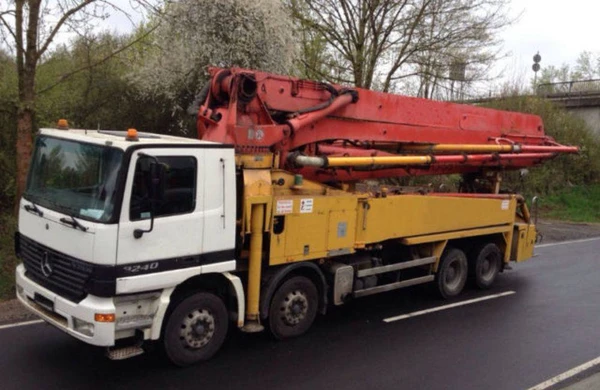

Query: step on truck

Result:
[15,68,578,365]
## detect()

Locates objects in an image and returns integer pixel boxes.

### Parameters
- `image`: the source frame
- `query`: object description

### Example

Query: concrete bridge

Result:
[537,79,600,136]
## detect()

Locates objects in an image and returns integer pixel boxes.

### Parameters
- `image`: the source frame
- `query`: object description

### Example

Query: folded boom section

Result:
[194,67,578,182]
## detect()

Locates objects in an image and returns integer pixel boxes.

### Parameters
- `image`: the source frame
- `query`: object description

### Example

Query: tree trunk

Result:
[13,0,41,215]
[14,103,34,215]
[14,68,36,215]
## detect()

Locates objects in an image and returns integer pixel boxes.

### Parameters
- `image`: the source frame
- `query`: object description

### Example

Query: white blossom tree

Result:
[132,0,298,113]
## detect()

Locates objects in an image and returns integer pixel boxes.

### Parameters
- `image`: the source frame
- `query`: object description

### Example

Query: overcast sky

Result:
[496,0,600,84]
[98,0,599,91]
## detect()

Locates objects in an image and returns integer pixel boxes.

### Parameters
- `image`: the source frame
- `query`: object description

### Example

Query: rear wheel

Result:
[268,276,318,340]
[163,292,228,366]
[470,243,502,289]
[436,247,468,299]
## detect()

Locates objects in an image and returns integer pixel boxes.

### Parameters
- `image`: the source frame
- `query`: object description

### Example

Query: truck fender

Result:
[259,262,328,320]
[150,287,175,340]
[222,272,245,328]
[156,271,246,339]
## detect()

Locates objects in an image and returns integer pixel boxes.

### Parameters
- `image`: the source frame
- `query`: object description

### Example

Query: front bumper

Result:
[16,264,117,346]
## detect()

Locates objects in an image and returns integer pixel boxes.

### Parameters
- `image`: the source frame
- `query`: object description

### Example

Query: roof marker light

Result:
[57,119,69,130]
[126,128,139,141]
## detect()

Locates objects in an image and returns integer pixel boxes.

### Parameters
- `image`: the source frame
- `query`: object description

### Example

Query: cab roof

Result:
[39,128,229,150]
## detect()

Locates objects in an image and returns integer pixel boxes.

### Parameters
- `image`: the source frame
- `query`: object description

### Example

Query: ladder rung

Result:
[356,256,436,278]
[353,275,435,298]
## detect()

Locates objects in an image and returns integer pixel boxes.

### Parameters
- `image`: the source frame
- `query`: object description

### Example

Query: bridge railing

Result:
[537,79,600,97]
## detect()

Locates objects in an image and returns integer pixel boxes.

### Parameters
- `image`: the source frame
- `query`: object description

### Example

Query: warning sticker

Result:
[276,199,293,214]
[300,198,314,213]
[501,200,510,210]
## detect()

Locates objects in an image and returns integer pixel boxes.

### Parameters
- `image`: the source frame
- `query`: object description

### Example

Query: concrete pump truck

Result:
[15,67,578,365]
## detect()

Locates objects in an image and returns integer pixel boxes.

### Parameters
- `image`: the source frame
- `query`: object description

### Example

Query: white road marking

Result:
[536,236,600,248]
[0,319,44,331]
[526,356,600,390]
[383,291,516,323]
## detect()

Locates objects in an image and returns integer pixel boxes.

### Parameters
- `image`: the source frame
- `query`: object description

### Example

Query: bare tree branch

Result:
[291,0,512,95]
[0,14,21,52]
[37,0,96,60]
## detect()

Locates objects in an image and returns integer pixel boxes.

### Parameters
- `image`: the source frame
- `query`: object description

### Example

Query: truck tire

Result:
[436,247,468,299]
[268,276,318,340]
[163,292,228,366]
[470,243,502,290]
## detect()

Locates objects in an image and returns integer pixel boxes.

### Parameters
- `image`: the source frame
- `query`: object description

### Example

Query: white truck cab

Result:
[15,128,242,360]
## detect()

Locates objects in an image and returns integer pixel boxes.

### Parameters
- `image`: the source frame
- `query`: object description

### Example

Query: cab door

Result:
[116,148,205,275]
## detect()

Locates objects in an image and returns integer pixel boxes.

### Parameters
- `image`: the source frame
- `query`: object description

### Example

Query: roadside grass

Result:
[538,185,600,223]
[0,214,17,301]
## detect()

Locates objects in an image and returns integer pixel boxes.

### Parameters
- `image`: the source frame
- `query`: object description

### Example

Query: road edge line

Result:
[383,290,516,323]
[536,236,600,248]
[0,319,44,331]
[527,356,600,390]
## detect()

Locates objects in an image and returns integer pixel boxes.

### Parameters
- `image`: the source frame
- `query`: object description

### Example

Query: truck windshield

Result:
[24,135,124,223]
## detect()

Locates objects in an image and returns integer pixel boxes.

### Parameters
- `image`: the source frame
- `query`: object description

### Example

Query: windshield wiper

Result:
[59,215,89,232]
[24,201,43,217]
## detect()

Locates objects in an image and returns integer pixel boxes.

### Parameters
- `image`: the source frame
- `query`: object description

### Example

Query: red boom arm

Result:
[194,67,577,182]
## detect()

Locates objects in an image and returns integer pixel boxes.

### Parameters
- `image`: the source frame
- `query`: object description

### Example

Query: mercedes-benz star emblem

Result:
[40,251,53,277]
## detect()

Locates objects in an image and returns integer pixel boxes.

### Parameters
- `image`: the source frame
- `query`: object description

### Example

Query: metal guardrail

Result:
[537,79,600,97]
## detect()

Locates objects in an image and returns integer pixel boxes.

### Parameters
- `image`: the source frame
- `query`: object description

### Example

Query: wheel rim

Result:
[179,309,216,349]
[445,259,464,291]
[279,290,309,326]
[479,253,498,282]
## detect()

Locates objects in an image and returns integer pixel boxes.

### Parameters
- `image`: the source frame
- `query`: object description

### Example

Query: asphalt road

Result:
[1,238,599,390]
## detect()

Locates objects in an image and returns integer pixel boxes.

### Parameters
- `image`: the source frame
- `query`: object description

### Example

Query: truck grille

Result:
[20,234,93,303]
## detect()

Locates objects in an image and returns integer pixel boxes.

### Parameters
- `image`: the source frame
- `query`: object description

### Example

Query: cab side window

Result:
[130,156,197,221]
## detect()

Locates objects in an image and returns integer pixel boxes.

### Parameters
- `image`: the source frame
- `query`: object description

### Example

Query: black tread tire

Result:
[436,247,468,299]
[163,292,228,366]
[469,243,502,290]
[268,276,318,340]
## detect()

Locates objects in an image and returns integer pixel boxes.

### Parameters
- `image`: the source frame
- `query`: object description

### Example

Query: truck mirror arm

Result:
[133,214,154,239]
[133,153,165,239]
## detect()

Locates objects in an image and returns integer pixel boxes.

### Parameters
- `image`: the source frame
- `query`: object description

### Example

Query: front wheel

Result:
[163,292,229,366]
[436,247,468,299]
[268,276,318,340]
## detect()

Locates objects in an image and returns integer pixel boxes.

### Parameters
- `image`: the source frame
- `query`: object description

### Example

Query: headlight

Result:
[73,318,95,337]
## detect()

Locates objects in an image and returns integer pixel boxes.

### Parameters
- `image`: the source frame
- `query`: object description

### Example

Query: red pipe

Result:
[432,152,555,164]
[318,144,396,157]
[319,143,576,157]
[519,145,579,153]
[286,93,354,132]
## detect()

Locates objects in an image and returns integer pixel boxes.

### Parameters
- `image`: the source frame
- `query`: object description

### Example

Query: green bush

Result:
[0,215,17,300]
[0,51,17,212]
[541,184,600,223]
[482,96,600,194]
